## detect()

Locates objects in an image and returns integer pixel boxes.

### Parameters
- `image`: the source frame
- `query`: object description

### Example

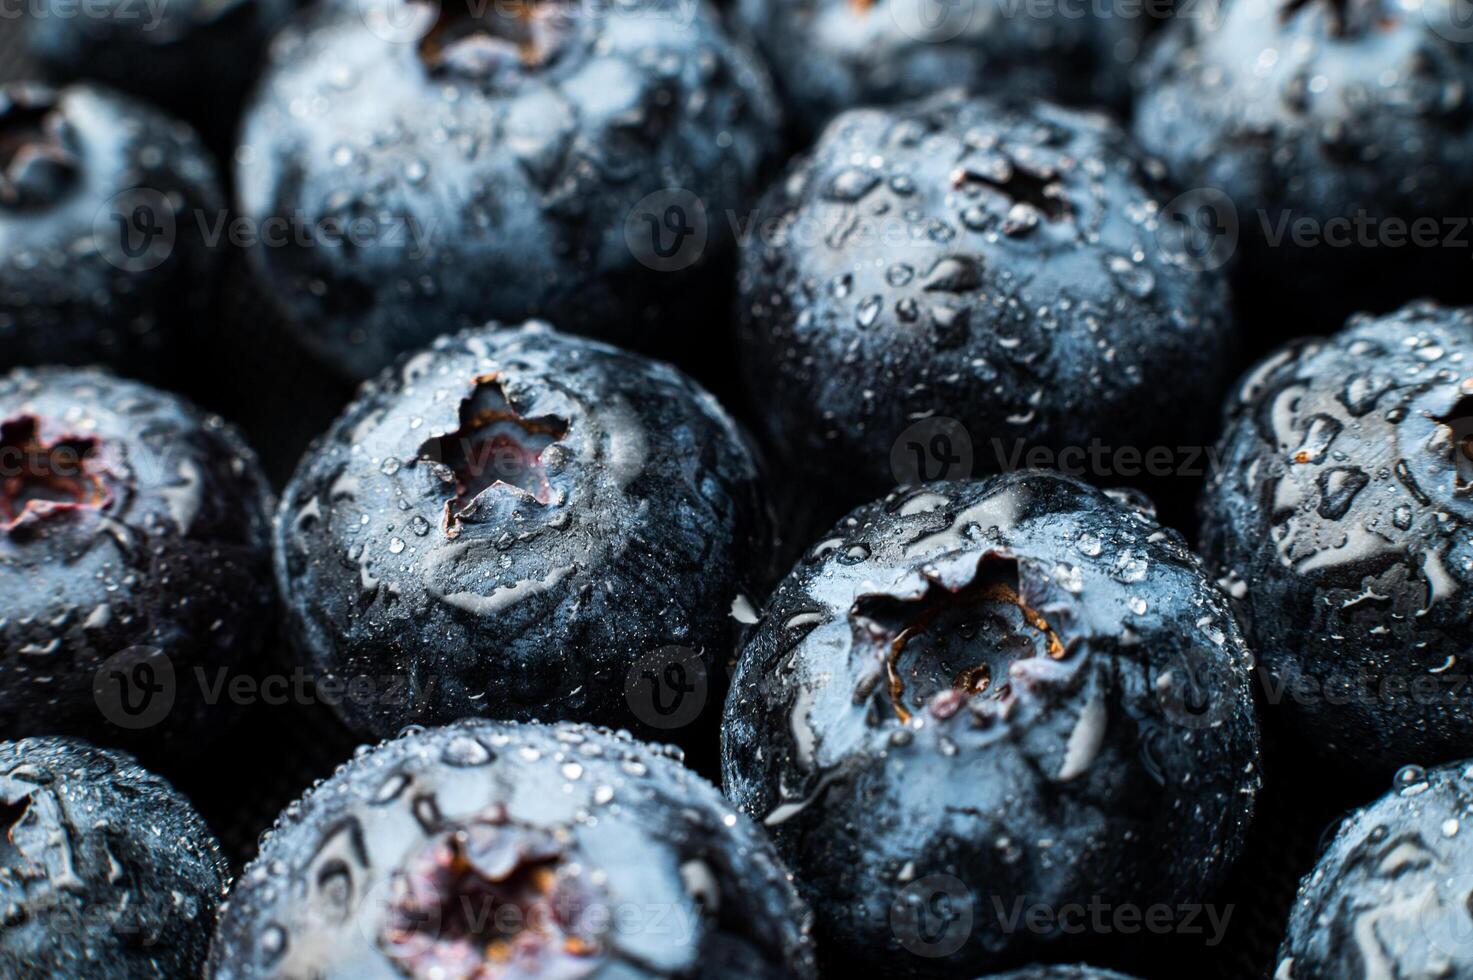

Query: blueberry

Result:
[0,736,228,978]
[983,968,1140,980]
[0,82,223,376]
[237,0,781,380]
[722,471,1260,975]
[274,323,773,744]
[0,367,274,751]
[1134,1,1473,321]
[1276,760,1473,979]
[208,719,818,978]
[735,90,1236,499]
[1200,301,1473,772]
[27,0,293,136]
[732,0,1143,136]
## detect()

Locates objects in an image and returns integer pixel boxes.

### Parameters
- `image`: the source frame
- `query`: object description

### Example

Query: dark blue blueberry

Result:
[723,471,1260,975]
[1134,1,1473,322]
[1276,760,1473,979]
[1200,301,1473,772]
[732,0,1143,136]
[735,90,1236,500]
[27,0,293,134]
[0,82,223,376]
[0,367,274,752]
[237,0,781,380]
[274,323,773,743]
[208,719,818,979]
[0,736,228,979]
[983,968,1141,980]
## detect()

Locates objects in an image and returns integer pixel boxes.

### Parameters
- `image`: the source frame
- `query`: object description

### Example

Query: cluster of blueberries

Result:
[2,1,1473,978]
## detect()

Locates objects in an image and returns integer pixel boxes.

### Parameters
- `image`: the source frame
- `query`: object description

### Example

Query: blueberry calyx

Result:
[415,0,580,82]
[416,374,569,535]
[379,804,605,978]
[952,160,1073,227]
[1434,391,1473,495]
[853,554,1069,724]
[0,415,110,532]
[0,86,79,211]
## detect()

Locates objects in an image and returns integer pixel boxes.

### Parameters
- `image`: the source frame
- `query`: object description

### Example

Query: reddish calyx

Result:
[414,0,577,78]
[0,86,78,210]
[855,560,1066,724]
[418,374,569,535]
[0,416,109,531]
[380,807,603,979]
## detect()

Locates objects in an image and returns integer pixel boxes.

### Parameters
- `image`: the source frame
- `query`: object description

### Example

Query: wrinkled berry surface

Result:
[1277,760,1473,979]
[736,91,1235,497]
[723,471,1260,975]
[275,323,772,741]
[1200,301,1473,772]
[0,736,228,978]
[238,0,780,379]
[208,720,817,979]
[0,367,274,749]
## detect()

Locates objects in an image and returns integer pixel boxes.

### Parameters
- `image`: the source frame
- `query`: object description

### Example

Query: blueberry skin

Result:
[0,737,228,979]
[0,83,223,375]
[982,968,1140,980]
[736,91,1235,497]
[275,323,773,740]
[1134,0,1473,302]
[208,720,818,979]
[237,0,781,380]
[1276,761,1473,979]
[0,367,275,751]
[731,0,1142,136]
[27,0,293,125]
[1200,302,1473,772]
[722,471,1260,975]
